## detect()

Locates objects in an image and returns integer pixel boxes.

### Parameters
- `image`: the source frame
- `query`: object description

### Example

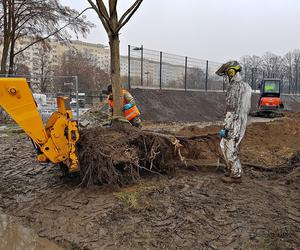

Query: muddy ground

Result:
[0,113,300,249]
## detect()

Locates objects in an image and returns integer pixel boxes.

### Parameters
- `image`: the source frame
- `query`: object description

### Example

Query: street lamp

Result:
[145,71,150,87]
[132,45,143,86]
[133,46,142,51]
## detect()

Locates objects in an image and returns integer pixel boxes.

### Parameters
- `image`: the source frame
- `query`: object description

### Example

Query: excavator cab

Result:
[0,78,80,173]
[256,79,284,117]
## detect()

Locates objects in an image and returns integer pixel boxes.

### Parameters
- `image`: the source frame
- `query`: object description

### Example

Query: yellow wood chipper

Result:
[0,78,80,173]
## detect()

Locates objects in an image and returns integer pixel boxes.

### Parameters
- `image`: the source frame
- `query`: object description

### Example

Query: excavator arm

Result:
[0,78,79,172]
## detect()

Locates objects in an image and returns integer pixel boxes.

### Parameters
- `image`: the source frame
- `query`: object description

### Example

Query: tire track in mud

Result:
[0,134,299,249]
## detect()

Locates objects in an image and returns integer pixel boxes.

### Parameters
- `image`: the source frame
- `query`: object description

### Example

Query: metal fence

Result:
[0,74,81,121]
[127,45,225,91]
[127,45,300,94]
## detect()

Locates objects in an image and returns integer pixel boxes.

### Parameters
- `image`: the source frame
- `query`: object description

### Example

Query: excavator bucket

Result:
[0,78,80,173]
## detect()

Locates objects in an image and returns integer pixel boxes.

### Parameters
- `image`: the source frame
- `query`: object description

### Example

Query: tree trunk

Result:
[0,40,10,74]
[8,37,15,75]
[109,33,123,119]
[0,0,9,74]
[8,0,15,75]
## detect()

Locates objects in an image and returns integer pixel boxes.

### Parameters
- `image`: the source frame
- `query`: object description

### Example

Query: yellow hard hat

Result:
[215,61,242,76]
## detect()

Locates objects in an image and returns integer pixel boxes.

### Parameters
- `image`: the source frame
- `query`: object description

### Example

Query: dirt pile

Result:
[241,113,300,167]
[130,88,300,122]
[172,113,300,168]
[79,102,110,128]
[131,89,226,122]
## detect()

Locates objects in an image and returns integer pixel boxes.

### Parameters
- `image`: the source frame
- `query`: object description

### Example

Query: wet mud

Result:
[0,115,300,249]
[0,211,63,250]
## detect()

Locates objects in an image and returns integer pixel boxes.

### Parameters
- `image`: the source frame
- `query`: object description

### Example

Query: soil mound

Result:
[176,124,222,137]
[131,89,226,122]
[241,115,300,167]
[173,113,300,169]
[130,88,300,122]
[79,103,110,128]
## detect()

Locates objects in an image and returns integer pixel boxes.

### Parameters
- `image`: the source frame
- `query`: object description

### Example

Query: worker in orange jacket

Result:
[107,85,142,128]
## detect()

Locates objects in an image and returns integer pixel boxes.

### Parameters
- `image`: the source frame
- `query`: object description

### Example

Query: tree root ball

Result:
[77,124,181,186]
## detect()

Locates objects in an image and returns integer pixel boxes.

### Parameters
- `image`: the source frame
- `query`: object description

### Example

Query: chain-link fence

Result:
[127,45,224,91]
[0,74,82,121]
[126,45,300,94]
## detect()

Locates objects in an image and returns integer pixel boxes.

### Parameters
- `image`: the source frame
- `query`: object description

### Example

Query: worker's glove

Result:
[219,128,229,138]
[124,103,133,110]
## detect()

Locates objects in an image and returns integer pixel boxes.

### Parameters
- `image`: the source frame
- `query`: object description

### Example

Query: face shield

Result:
[215,63,228,76]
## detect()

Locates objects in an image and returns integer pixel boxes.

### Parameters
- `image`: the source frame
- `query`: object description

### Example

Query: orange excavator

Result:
[0,78,80,173]
[253,78,284,118]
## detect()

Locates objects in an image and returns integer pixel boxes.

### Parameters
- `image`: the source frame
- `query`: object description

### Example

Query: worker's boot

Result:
[221,176,242,184]
[224,169,231,177]
[130,117,142,128]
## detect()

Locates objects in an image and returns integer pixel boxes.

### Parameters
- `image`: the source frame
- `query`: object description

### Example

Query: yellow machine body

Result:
[0,78,79,172]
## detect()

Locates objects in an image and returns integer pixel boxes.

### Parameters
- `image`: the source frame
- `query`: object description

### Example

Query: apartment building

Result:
[0,37,111,75]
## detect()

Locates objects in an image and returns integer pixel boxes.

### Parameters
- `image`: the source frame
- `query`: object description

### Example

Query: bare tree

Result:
[32,46,54,93]
[283,52,293,93]
[53,49,110,93]
[87,0,143,120]
[241,55,263,89]
[186,67,206,89]
[261,52,284,78]
[292,50,300,93]
[0,0,93,74]
[13,50,29,75]
[241,49,300,93]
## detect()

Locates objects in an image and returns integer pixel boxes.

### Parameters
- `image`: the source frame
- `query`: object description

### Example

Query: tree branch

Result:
[88,0,112,33]
[117,0,142,32]
[14,7,92,57]
[95,0,110,21]
[109,0,117,18]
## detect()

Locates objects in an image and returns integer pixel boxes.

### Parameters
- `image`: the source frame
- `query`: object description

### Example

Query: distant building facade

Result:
[0,37,111,75]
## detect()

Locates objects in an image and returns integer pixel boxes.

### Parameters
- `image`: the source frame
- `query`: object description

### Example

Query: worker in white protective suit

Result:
[216,61,252,184]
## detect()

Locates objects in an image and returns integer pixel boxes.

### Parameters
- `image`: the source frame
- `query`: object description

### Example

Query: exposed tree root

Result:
[77,124,185,186]
[77,124,223,186]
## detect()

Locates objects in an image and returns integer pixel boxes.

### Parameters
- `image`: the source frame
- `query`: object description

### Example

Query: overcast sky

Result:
[61,0,300,62]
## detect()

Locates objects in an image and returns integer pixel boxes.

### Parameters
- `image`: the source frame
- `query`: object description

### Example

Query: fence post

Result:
[205,60,208,91]
[159,51,162,90]
[251,68,254,89]
[184,56,188,91]
[74,75,79,121]
[128,45,131,89]
[141,45,143,86]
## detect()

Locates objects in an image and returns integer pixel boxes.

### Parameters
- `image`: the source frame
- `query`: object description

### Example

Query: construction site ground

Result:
[1,111,300,249]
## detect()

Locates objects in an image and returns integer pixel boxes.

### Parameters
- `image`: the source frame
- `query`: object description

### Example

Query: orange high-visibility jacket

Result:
[108,89,140,121]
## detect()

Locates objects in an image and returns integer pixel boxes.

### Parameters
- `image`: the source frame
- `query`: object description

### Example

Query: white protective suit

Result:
[220,74,252,177]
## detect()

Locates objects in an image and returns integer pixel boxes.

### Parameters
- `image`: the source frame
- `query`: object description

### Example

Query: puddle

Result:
[0,212,63,250]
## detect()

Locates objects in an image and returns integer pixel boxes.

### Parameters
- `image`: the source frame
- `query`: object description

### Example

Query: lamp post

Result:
[133,45,143,86]
[145,71,150,86]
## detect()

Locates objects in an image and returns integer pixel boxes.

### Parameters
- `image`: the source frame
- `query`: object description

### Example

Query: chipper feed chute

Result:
[0,78,80,172]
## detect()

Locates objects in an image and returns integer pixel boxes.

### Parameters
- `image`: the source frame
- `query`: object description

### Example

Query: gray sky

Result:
[61,0,300,62]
